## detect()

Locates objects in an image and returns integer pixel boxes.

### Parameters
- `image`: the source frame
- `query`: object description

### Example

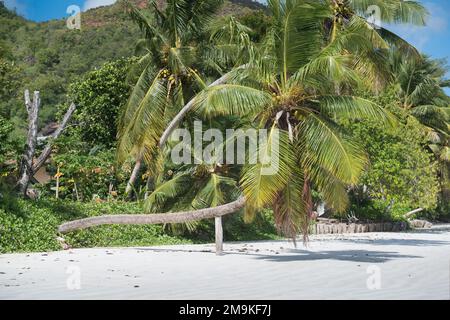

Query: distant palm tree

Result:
[389,51,450,210]
[327,0,428,48]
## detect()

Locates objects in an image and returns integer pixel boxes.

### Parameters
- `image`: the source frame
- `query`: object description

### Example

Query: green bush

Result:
[64,58,133,148]
[39,142,129,201]
[344,114,440,218]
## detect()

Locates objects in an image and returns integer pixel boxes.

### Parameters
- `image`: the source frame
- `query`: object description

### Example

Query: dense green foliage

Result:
[65,58,133,147]
[40,140,125,201]
[0,0,449,253]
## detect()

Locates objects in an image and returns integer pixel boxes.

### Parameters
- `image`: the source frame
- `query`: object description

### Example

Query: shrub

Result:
[345,115,439,218]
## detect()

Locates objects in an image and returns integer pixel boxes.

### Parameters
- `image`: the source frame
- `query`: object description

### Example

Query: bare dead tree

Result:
[32,103,77,174]
[17,90,40,196]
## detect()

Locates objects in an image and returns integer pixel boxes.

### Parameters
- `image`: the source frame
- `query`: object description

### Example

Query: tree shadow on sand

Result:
[253,249,423,263]
[334,238,450,247]
[134,246,422,263]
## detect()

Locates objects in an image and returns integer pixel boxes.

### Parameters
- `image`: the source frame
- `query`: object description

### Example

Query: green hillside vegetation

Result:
[0,0,262,133]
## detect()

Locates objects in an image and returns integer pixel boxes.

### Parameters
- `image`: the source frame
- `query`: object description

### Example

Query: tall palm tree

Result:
[188,0,395,240]
[118,0,225,194]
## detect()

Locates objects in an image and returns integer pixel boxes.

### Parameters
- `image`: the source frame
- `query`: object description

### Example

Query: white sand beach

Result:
[1,225,450,300]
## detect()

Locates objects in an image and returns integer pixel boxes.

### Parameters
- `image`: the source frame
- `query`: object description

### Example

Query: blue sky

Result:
[4,0,450,92]
[3,0,116,20]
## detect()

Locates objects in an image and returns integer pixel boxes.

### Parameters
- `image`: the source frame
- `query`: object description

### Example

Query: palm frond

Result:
[297,113,367,184]
[193,84,271,119]
[191,174,236,209]
[144,173,192,213]
[117,69,168,164]
[241,126,296,213]
[316,95,396,126]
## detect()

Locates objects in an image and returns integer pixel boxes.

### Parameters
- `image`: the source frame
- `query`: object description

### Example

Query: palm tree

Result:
[388,51,450,211]
[326,0,427,48]
[186,0,396,240]
[118,0,225,195]
[143,116,245,232]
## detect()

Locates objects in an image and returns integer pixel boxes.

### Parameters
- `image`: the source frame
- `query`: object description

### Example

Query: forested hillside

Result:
[0,0,263,135]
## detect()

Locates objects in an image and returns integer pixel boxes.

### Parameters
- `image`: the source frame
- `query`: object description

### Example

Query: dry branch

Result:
[32,103,77,174]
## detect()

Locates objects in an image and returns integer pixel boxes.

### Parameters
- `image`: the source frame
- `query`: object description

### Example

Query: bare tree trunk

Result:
[405,208,424,219]
[32,103,76,174]
[159,65,248,148]
[125,154,143,196]
[18,90,40,196]
[58,197,245,234]
[215,216,224,255]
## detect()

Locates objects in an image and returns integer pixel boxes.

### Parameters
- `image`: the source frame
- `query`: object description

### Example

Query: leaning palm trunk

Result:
[58,197,245,234]
[125,154,143,196]
[159,65,247,148]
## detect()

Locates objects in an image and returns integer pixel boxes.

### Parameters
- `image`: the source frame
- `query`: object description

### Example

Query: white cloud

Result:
[3,0,27,15]
[385,2,448,51]
[83,0,117,11]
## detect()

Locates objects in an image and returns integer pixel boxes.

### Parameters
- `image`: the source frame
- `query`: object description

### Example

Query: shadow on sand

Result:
[336,238,450,247]
[253,249,422,263]
[134,246,423,263]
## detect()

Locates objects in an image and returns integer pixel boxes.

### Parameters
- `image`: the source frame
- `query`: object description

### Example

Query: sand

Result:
[1,225,450,300]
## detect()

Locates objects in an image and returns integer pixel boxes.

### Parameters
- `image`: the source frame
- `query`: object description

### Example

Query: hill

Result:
[0,0,264,134]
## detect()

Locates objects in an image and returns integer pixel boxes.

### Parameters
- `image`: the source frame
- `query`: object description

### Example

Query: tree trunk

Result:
[58,197,245,234]
[18,90,40,196]
[32,103,77,174]
[125,154,143,196]
[404,208,424,219]
[215,216,224,255]
[159,64,248,148]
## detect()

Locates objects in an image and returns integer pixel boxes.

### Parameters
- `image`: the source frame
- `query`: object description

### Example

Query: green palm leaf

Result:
[298,113,367,184]
[316,95,396,126]
[241,126,296,213]
[193,84,271,119]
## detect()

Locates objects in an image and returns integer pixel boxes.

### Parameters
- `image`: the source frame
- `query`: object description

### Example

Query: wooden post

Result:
[215,216,224,255]
[55,165,61,199]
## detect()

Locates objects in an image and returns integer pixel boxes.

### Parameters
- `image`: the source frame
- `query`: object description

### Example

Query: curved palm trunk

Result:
[58,197,245,234]
[125,154,143,196]
[159,65,247,148]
